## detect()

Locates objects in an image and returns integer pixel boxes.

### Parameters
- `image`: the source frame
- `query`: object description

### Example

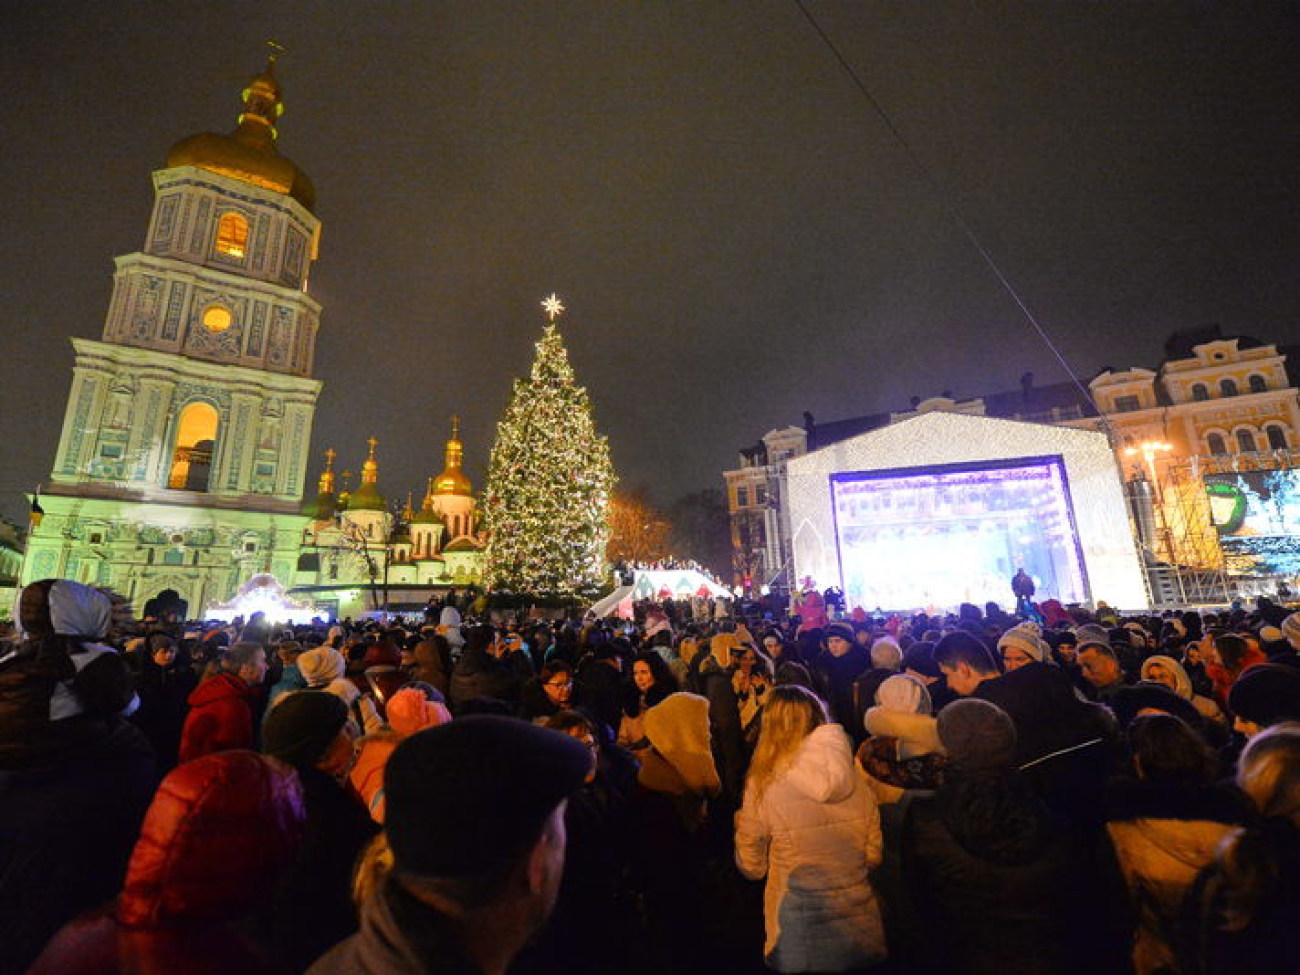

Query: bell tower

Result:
[22,49,324,612]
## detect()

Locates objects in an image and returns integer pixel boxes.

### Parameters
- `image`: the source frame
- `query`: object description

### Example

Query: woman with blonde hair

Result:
[1182,722,1300,975]
[735,685,887,972]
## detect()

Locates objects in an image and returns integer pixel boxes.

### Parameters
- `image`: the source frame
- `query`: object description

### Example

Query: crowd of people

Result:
[3,579,1300,974]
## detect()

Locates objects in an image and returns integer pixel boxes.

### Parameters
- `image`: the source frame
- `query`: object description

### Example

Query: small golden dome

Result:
[165,51,316,213]
[433,416,472,496]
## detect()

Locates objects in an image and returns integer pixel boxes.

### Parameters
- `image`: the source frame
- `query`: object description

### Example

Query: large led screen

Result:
[830,456,1089,612]
[1206,470,1300,576]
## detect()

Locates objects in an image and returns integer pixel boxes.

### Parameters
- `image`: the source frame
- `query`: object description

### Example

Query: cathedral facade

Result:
[21,55,483,619]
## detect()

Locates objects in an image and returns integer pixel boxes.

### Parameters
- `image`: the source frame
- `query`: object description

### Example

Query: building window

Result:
[1113,395,1141,413]
[1207,433,1228,456]
[1248,374,1268,393]
[1237,429,1258,453]
[756,484,767,505]
[1191,383,1209,402]
[215,212,249,259]
[167,402,219,491]
[736,486,749,508]
[1220,378,1239,397]
[1266,425,1288,450]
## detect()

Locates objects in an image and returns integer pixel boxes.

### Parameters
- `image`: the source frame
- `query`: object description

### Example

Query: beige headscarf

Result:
[642,692,721,797]
[1140,654,1194,701]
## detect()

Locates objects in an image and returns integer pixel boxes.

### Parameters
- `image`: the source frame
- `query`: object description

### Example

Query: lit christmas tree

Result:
[483,295,616,596]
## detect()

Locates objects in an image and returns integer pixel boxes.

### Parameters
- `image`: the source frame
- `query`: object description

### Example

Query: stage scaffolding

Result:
[1133,448,1300,607]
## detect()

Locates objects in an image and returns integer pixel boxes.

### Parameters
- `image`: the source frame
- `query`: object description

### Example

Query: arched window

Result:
[168,402,219,491]
[1206,433,1228,456]
[1248,374,1268,393]
[215,212,249,259]
[1266,425,1289,450]
[1220,378,1239,397]
[1237,429,1258,453]
[1191,383,1209,402]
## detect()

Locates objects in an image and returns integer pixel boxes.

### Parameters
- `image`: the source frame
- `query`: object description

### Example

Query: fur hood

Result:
[782,723,858,804]
[864,707,943,759]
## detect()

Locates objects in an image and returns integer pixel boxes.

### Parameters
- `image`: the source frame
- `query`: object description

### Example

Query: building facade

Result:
[725,326,1300,599]
[290,421,486,617]
[21,55,323,614]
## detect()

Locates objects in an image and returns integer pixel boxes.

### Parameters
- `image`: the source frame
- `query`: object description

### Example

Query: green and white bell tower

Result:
[22,51,324,615]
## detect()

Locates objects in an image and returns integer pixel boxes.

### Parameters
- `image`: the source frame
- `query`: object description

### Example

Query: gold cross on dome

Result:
[541,293,565,322]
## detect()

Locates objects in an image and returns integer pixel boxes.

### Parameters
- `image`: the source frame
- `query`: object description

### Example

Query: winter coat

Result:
[409,638,450,694]
[130,656,197,770]
[266,661,306,711]
[735,723,886,973]
[1104,778,1249,975]
[178,672,256,764]
[974,661,1121,828]
[307,876,478,974]
[27,750,304,975]
[902,770,1131,975]
[272,766,379,973]
[448,646,520,712]
[0,718,156,975]
[1181,817,1300,975]
[349,732,399,822]
[809,645,872,735]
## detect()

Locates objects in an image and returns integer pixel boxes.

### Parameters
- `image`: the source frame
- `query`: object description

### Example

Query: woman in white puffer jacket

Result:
[735,685,887,973]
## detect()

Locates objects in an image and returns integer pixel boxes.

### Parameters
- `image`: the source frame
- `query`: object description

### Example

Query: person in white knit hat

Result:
[997,625,1051,671]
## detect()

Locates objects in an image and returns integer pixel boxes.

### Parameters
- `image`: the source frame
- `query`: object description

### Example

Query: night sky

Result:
[3,2,1299,525]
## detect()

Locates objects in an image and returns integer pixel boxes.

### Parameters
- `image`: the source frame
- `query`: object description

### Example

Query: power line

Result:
[792,0,1117,441]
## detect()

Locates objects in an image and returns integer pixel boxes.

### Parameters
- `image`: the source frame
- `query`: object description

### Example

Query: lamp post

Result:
[1125,440,1172,490]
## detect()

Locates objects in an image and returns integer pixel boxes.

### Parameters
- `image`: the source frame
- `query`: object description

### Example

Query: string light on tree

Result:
[483,295,616,597]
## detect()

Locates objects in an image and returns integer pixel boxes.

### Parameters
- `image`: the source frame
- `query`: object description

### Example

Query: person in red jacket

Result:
[178,641,267,763]
[27,750,306,975]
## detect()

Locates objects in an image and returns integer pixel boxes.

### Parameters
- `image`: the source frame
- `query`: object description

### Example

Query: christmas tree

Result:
[483,295,616,596]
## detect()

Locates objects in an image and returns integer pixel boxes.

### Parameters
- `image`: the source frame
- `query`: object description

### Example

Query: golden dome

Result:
[433,416,472,496]
[165,50,316,213]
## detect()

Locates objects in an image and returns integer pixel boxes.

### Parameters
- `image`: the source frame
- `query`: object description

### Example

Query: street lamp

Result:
[1124,440,1172,487]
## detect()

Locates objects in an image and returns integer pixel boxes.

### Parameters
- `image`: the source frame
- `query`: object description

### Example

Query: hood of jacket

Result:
[117,750,304,926]
[643,692,721,797]
[186,671,251,708]
[782,723,858,804]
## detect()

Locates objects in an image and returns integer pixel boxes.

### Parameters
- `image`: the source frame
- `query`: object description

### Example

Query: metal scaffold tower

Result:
[1161,456,1232,606]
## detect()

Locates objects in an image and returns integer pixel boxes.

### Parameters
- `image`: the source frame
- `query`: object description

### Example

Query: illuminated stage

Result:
[786,412,1148,612]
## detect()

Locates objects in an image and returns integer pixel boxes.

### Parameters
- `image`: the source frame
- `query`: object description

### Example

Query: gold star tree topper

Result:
[541,293,565,322]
